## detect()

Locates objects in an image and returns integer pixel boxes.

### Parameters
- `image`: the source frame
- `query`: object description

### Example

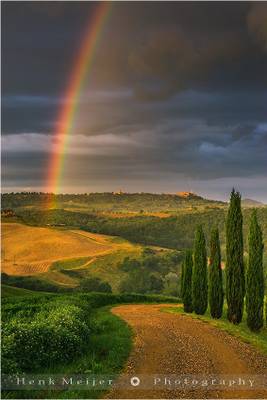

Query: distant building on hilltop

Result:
[112,189,124,195]
[176,191,196,198]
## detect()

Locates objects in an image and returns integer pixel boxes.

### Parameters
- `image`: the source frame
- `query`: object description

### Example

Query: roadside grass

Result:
[57,307,132,399]
[164,304,267,355]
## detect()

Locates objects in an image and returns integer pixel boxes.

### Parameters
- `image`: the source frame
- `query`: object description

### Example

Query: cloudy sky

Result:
[2,1,267,201]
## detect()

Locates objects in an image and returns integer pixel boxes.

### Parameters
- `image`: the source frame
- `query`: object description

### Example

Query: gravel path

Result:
[106,304,267,399]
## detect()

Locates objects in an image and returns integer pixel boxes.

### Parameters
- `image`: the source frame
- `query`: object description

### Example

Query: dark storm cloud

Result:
[247,2,267,51]
[3,1,267,99]
[2,1,267,200]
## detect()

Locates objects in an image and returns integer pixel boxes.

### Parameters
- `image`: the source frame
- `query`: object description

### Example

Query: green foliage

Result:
[78,277,112,293]
[117,250,180,295]
[119,257,141,272]
[1,284,47,297]
[246,211,265,331]
[181,260,185,298]
[2,297,91,373]
[209,228,224,318]
[2,291,179,376]
[163,272,180,297]
[192,225,208,315]
[118,268,163,294]
[1,273,71,293]
[226,189,245,324]
[182,250,193,313]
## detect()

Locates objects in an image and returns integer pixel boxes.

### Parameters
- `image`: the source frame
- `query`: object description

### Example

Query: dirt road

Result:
[106,304,267,399]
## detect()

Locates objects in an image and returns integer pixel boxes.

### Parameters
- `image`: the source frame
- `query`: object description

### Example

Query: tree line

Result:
[181,189,265,332]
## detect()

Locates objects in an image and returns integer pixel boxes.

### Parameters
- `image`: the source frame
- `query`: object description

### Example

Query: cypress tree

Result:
[192,225,208,314]
[181,259,185,299]
[182,249,193,313]
[209,228,224,318]
[226,189,245,324]
[246,210,264,331]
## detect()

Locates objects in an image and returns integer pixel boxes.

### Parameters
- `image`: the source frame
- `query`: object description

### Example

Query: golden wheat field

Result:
[1,223,117,276]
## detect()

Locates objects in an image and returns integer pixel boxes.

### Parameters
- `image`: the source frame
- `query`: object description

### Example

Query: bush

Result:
[2,297,91,373]
[2,292,179,374]
[163,272,180,297]
[78,277,112,293]
[1,273,71,293]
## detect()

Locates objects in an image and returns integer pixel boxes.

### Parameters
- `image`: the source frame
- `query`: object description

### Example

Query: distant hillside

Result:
[242,198,265,207]
[1,192,225,213]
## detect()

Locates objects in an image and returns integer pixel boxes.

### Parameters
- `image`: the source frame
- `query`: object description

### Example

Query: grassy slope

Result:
[44,239,144,291]
[1,222,146,290]
[1,284,49,297]
[1,223,113,275]
[165,305,267,355]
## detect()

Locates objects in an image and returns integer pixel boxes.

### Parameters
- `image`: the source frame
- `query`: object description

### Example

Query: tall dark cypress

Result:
[226,189,245,324]
[182,249,193,313]
[192,225,208,314]
[209,228,224,318]
[181,259,185,299]
[246,210,264,331]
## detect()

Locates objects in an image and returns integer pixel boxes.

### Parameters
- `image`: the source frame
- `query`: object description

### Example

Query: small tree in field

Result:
[182,249,193,313]
[209,228,224,318]
[246,210,264,331]
[226,189,245,324]
[192,225,208,314]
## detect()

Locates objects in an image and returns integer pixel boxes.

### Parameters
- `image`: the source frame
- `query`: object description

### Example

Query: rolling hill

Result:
[242,198,265,207]
[1,222,145,289]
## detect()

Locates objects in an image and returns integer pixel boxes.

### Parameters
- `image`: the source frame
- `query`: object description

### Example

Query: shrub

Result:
[2,300,90,372]
[78,277,112,293]
[1,292,179,374]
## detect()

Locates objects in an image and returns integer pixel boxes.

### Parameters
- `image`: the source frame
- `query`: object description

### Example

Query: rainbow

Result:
[46,2,112,199]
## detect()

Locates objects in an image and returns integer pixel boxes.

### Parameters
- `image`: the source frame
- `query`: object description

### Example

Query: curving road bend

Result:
[106,304,267,399]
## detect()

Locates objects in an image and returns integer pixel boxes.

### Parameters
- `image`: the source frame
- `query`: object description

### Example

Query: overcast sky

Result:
[2,1,267,201]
